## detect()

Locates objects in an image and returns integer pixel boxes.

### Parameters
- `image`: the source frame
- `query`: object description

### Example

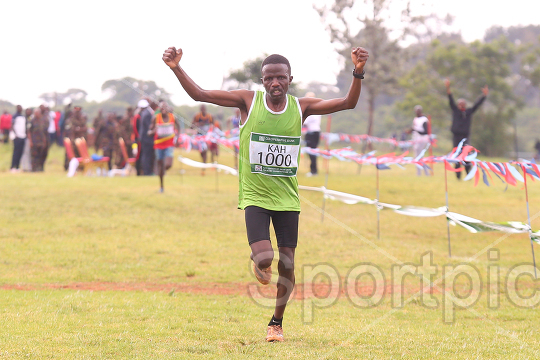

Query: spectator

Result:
[54,110,62,145]
[227,108,241,169]
[63,105,87,170]
[191,104,213,175]
[28,108,49,171]
[445,78,488,179]
[10,105,27,173]
[95,112,118,170]
[0,110,12,144]
[92,109,104,148]
[209,118,221,164]
[303,92,321,177]
[59,103,72,145]
[137,99,155,175]
[406,105,430,176]
[46,105,57,147]
[19,108,33,172]
[132,106,142,175]
[116,107,134,168]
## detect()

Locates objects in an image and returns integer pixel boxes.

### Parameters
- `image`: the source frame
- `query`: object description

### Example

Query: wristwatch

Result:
[353,69,365,79]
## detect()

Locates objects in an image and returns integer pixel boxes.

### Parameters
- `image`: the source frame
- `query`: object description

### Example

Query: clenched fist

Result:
[163,47,183,69]
[351,47,369,72]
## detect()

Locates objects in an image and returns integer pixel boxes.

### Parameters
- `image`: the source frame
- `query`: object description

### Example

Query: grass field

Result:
[1,143,539,359]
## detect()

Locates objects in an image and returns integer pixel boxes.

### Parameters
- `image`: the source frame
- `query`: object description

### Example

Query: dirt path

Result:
[0,281,441,300]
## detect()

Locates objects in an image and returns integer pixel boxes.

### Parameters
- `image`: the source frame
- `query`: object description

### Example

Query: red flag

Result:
[455,145,474,161]
[503,163,517,186]
[487,162,505,177]
[444,160,463,172]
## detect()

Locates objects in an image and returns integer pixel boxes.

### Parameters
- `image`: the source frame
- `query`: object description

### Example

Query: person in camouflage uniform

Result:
[63,105,88,170]
[95,112,118,170]
[115,107,134,168]
[28,108,49,171]
[92,109,104,149]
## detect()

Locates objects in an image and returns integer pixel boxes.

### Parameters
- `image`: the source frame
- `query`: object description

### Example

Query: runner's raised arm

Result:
[162,47,253,117]
[300,47,369,120]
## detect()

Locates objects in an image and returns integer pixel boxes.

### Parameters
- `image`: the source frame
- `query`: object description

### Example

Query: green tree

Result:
[223,55,267,90]
[521,39,540,87]
[223,55,302,96]
[101,77,171,104]
[0,99,14,111]
[317,0,404,138]
[315,0,448,138]
[398,37,522,156]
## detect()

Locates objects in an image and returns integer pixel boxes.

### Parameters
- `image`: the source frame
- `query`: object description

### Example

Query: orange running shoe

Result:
[266,325,284,342]
[253,262,272,285]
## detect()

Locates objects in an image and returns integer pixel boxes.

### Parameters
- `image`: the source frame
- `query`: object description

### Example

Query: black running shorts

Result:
[244,206,299,248]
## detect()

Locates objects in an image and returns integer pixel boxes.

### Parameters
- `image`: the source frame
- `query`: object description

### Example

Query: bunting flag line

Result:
[175,129,435,157]
[300,140,540,188]
[175,159,539,247]
[176,130,239,153]
[297,185,540,243]
[313,131,437,149]
[175,130,539,188]
[177,156,238,176]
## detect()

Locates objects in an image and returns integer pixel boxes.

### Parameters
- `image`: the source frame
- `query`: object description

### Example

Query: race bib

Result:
[157,124,174,138]
[249,132,300,177]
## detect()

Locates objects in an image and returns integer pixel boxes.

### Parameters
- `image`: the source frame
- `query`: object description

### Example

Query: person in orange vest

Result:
[148,101,178,192]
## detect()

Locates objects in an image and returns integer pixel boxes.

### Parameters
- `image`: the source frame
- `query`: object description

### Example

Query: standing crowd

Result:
[1,98,180,178]
[2,104,62,172]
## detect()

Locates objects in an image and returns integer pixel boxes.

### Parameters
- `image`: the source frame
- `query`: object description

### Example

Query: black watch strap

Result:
[352,69,365,79]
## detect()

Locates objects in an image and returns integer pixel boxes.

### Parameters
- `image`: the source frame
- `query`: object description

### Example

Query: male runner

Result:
[162,45,368,342]
[148,101,178,192]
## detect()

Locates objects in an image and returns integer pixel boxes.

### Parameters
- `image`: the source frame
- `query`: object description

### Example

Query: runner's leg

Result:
[271,211,299,320]
[164,156,173,171]
[246,206,274,270]
[250,240,274,270]
[157,158,164,191]
[274,247,295,319]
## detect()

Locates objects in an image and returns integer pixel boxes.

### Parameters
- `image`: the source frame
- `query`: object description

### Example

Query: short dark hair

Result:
[261,54,291,75]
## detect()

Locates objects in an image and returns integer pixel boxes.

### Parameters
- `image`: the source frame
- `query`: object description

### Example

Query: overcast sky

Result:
[1,0,539,108]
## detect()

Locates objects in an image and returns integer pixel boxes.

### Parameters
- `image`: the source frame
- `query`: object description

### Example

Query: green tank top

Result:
[238,91,302,211]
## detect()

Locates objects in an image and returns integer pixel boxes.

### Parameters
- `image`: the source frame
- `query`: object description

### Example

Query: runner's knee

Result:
[251,243,274,269]
[277,248,295,275]
[257,257,273,270]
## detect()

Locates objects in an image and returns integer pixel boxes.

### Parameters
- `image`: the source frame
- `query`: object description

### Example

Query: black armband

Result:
[352,69,365,79]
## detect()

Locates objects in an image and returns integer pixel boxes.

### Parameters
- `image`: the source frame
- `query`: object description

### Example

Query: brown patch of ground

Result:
[0,281,444,300]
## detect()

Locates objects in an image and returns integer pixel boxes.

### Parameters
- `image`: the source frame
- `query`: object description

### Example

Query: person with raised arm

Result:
[162,45,368,342]
[445,78,488,179]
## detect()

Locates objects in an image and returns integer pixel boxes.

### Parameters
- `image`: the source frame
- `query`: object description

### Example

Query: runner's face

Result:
[262,64,292,101]
[161,104,170,115]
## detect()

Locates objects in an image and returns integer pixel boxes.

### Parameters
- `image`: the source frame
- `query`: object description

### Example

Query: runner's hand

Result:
[351,47,369,72]
[482,85,489,96]
[163,47,183,69]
